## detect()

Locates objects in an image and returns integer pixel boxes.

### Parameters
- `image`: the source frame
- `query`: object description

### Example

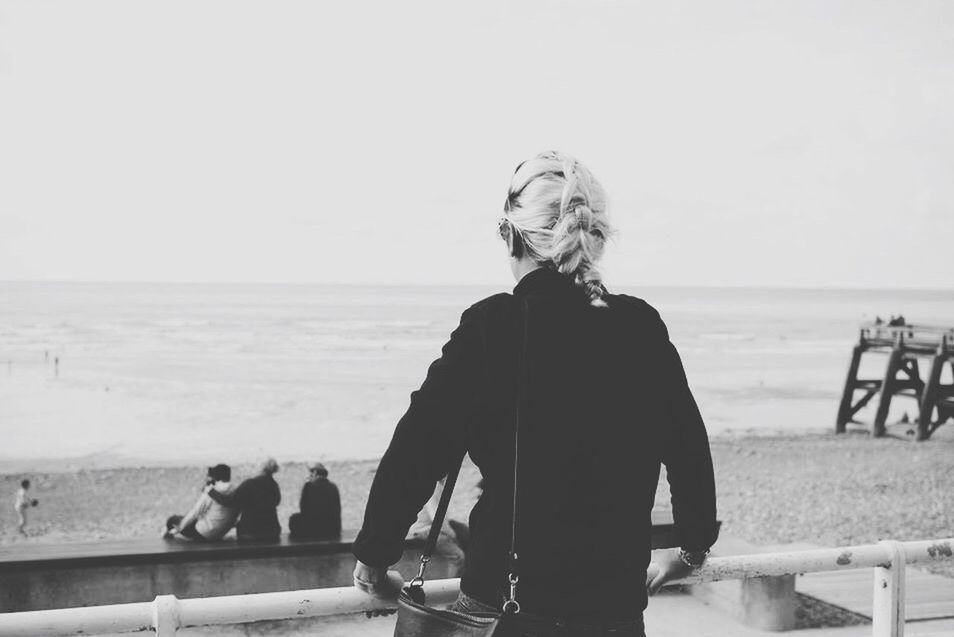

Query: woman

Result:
[208,457,281,542]
[164,463,238,541]
[353,151,717,635]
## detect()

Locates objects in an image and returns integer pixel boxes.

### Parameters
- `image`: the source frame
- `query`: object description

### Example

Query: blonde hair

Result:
[260,457,279,475]
[503,151,612,306]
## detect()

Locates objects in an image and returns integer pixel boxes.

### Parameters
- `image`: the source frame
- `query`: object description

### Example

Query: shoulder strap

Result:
[409,298,529,607]
[421,452,466,560]
[504,297,528,613]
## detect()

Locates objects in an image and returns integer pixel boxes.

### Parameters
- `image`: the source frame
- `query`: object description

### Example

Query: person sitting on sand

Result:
[14,479,38,536]
[164,464,238,541]
[289,462,341,540]
[208,457,282,542]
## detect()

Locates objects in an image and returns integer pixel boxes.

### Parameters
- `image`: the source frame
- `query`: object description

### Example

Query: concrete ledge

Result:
[685,537,807,632]
[0,531,439,612]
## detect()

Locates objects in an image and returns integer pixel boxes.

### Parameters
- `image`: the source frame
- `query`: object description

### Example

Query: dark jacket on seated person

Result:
[289,474,341,539]
[209,472,281,541]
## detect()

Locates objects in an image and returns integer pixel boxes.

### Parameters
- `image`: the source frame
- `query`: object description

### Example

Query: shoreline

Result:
[0,425,843,475]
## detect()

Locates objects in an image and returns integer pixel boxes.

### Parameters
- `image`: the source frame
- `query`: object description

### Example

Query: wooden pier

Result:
[836,323,954,440]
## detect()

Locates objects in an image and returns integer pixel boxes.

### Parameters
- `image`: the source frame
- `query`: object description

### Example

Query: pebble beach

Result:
[3,431,952,579]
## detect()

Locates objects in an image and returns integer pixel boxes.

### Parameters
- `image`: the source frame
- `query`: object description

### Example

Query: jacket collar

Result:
[513,267,581,297]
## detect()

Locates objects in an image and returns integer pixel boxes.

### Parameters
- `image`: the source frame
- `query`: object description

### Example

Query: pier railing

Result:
[0,537,951,637]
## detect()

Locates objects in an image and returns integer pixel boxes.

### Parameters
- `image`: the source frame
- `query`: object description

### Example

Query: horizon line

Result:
[1,279,952,294]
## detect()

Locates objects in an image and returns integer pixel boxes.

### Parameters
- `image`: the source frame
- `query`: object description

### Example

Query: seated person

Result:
[289,462,341,540]
[208,457,281,542]
[164,464,238,541]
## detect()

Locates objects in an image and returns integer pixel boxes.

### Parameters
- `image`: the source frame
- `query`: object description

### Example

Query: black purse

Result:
[393,300,530,637]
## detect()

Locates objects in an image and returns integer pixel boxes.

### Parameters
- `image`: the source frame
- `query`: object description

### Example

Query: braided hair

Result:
[503,151,612,306]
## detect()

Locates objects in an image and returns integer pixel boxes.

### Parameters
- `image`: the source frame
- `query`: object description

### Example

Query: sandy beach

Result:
[3,431,952,580]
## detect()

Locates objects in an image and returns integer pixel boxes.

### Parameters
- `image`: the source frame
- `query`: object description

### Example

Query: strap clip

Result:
[409,555,429,588]
[501,572,521,614]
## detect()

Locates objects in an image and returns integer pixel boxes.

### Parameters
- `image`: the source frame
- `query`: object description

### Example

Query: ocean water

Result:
[0,282,951,470]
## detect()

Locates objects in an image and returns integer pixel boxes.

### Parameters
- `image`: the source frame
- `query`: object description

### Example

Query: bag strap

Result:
[408,298,529,617]
[503,297,528,614]
[408,450,466,589]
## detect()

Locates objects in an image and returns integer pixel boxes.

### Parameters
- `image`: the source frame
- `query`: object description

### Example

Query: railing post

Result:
[152,595,180,637]
[872,541,906,637]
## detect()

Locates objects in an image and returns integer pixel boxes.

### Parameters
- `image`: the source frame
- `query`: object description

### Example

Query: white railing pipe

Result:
[0,537,950,637]
[177,578,458,628]
[652,537,953,584]
[0,602,154,637]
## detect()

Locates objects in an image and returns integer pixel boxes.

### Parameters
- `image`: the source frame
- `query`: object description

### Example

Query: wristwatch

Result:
[677,548,709,569]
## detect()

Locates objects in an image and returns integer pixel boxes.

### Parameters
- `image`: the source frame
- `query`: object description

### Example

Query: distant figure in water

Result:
[164,464,238,541]
[44,350,49,363]
[289,462,341,540]
[54,357,59,377]
[208,457,282,542]
[14,479,39,536]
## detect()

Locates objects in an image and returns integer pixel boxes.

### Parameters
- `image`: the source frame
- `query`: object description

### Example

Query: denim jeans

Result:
[451,592,646,637]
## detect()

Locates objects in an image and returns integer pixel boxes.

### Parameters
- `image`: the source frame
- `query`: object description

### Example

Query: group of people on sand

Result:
[164,458,341,543]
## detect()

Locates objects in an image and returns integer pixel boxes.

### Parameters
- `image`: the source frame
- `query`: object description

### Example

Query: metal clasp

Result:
[409,555,429,588]
[502,573,520,614]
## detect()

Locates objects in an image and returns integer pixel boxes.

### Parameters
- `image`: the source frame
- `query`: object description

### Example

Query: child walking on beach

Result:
[13,479,38,536]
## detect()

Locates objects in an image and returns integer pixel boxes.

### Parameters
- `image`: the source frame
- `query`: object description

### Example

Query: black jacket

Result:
[209,473,281,541]
[299,477,342,538]
[353,268,718,620]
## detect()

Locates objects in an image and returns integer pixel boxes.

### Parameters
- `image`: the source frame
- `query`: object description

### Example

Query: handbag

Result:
[393,299,530,637]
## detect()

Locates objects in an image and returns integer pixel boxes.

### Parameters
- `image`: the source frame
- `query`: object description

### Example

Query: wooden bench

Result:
[0,512,683,612]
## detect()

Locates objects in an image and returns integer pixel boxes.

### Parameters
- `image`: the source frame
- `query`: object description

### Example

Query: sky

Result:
[1,0,952,289]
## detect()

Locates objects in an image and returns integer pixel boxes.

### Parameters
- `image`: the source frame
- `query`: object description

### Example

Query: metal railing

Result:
[0,537,951,637]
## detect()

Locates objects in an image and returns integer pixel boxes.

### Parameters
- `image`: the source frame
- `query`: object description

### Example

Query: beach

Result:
[3,282,954,468]
[3,431,952,580]
[2,281,953,621]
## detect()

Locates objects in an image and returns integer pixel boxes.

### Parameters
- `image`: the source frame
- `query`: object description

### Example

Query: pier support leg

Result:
[917,355,944,441]
[873,349,903,438]
[836,345,864,434]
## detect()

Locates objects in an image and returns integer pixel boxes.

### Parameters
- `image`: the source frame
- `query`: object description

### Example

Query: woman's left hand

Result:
[353,559,405,600]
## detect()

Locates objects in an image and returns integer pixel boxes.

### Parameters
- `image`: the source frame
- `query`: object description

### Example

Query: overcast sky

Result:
[1,1,952,289]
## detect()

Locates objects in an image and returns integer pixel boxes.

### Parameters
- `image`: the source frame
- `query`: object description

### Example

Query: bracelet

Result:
[678,548,709,569]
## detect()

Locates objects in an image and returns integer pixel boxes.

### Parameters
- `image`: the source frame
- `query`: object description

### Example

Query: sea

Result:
[1,282,951,471]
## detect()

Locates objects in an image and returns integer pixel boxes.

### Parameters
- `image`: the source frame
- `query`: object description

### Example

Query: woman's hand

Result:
[646,549,694,596]
[353,559,405,600]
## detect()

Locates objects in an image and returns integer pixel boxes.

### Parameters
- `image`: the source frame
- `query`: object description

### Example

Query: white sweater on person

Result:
[179,481,239,540]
